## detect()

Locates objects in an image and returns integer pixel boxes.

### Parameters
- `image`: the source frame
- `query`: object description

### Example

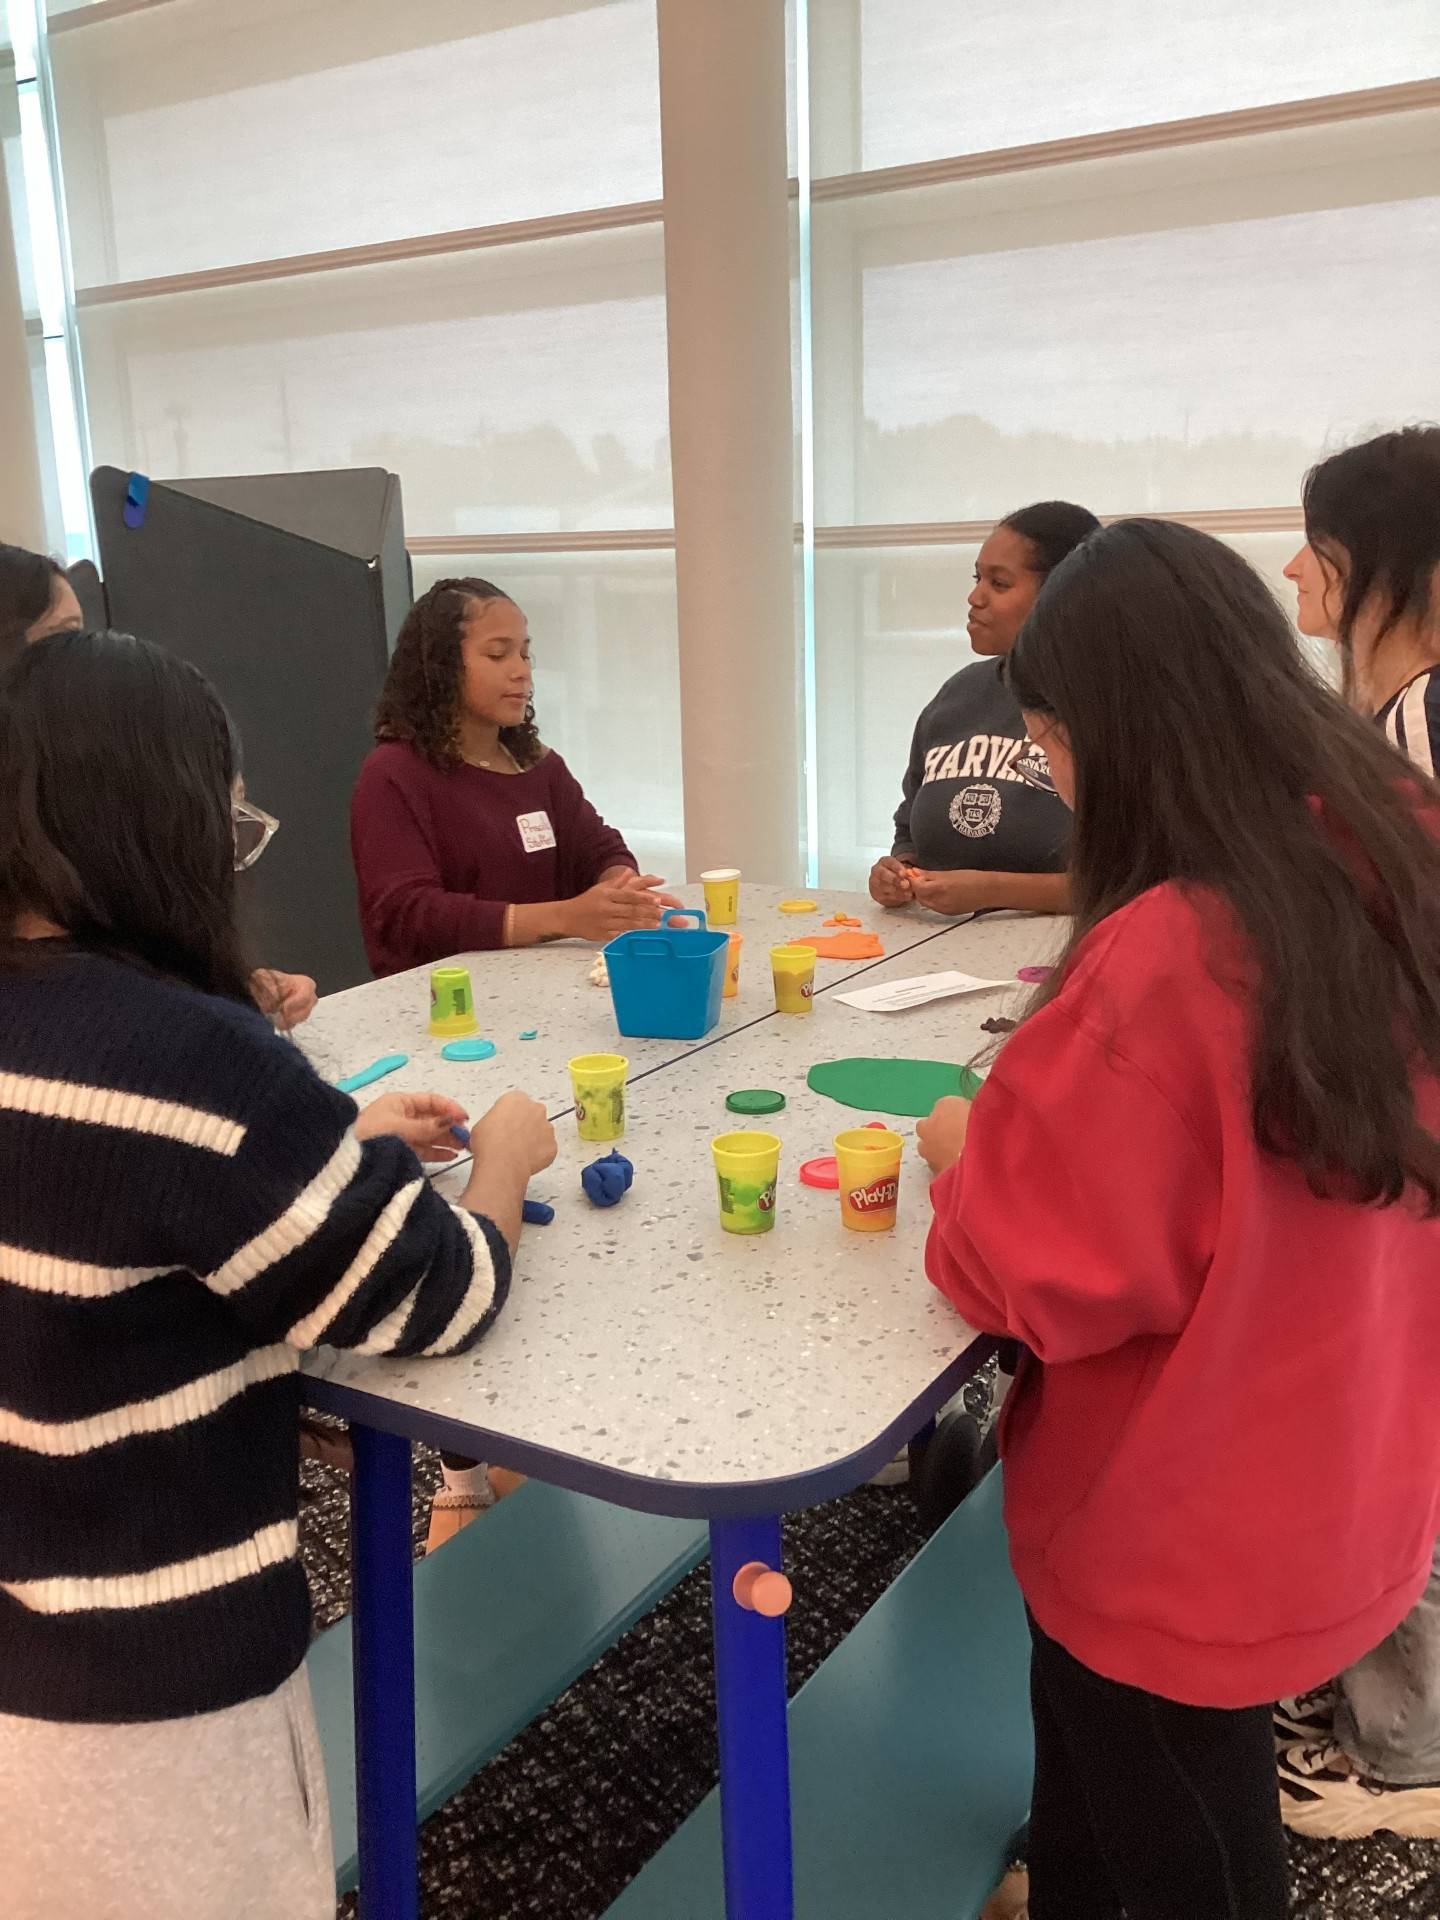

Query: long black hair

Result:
[375,577,542,771]
[0,544,64,667]
[0,630,255,1002]
[1007,518,1440,1213]
[1302,427,1440,702]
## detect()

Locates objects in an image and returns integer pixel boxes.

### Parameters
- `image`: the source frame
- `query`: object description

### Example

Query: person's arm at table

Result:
[908,867,1072,917]
[172,1034,555,1360]
[354,753,680,957]
[870,716,925,908]
[924,1016,1216,1360]
[501,756,679,945]
[352,755,512,958]
[251,967,318,1030]
[502,873,681,947]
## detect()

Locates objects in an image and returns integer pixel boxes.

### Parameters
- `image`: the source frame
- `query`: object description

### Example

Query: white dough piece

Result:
[588,953,610,988]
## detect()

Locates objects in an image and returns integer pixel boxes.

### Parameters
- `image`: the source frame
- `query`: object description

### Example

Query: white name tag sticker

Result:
[516,810,557,854]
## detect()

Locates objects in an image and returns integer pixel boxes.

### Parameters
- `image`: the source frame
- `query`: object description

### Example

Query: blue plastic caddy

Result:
[606,909,728,1041]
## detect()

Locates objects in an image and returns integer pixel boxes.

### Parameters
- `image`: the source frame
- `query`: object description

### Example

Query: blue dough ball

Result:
[522,1198,555,1226]
[581,1150,634,1208]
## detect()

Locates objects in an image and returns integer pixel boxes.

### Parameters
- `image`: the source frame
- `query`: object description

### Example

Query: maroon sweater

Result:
[351,742,637,976]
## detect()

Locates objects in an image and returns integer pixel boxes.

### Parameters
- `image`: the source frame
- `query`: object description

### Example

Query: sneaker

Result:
[1274,1683,1337,1743]
[867,1448,911,1487]
[1277,1735,1440,1838]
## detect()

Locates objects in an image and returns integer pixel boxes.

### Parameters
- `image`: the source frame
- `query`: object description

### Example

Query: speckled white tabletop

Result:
[303,901,1065,1515]
[297,885,965,1121]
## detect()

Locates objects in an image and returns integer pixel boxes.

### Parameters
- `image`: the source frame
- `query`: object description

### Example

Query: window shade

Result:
[809,0,1440,176]
[811,106,1440,527]
[78,222,671,533]
[52,0,662,286]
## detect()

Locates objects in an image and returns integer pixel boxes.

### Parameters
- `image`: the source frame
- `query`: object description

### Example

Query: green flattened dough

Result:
[806,1056,983,1118]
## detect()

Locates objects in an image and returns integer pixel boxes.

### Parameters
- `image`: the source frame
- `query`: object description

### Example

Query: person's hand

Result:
[869,856,915,909]
[609,868,684,912]
[354,1091,469,1162]
[468,1090,557,1179]
[907,869,991,917]
[916,1095,973,1174]
[253,968,319,1030]
[563,873,681,942]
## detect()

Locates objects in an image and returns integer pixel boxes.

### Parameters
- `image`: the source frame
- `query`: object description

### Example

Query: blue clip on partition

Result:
[122,472,151,528]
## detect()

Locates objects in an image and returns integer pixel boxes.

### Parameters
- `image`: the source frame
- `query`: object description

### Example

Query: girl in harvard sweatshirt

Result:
[920,520,1440,1920]
[0,631,555,1920]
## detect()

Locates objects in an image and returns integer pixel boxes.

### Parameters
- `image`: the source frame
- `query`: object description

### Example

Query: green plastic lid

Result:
[725,1088,787,1116]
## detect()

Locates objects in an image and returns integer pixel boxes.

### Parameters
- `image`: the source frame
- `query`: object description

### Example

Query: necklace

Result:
[471,739,521,773]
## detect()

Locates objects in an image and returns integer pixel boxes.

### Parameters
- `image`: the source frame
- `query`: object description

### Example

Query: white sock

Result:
[439,1460,493,1500]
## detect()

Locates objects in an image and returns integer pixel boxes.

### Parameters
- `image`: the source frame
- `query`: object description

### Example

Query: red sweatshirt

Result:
[351,742,637,976]
[927,882,1440,1707]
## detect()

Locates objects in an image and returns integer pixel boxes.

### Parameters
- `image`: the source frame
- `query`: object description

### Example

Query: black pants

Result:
[1026,1614,1288,1920]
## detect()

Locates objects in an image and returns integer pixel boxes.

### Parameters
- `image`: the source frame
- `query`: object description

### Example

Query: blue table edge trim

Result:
[303,1332,999,1520]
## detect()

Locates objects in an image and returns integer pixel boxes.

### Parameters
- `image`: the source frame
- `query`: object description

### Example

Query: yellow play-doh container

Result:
[711,1130,781,1235]
[723,931,744,1000]
[569,1052,628,1142]
[428,965,478,1038]
[770,943,815,1015]
[835,1127,903,1233]
[701,868,741,926]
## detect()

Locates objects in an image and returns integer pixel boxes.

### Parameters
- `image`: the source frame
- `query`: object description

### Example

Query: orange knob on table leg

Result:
[732,1560,794,1617]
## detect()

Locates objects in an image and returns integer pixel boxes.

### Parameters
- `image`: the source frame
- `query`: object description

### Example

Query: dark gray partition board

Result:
[66,557,106,630]
[91,466,411,993]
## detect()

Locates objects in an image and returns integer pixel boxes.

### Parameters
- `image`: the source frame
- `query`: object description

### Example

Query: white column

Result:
[0,139,49,550]
[657,0,801,887]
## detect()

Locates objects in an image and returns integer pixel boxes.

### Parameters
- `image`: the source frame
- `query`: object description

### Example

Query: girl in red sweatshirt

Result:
[920,518,1440,1920]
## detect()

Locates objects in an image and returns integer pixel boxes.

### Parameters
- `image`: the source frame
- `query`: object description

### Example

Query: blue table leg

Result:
[350,1423,418,1920]
[709,1514,794,1920]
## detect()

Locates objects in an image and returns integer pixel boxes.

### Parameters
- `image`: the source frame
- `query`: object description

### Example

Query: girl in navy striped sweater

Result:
[0,630,556,1920]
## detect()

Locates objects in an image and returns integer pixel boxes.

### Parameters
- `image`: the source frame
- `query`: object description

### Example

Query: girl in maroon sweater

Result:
[352,577,678,978]
[920,521,1440,1920]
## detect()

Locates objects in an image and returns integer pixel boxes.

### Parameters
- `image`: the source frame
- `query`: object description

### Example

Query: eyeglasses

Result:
[233,798,279,872]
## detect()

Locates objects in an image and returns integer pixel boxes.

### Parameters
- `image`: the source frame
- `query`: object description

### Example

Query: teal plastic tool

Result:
[336,1053,409,1094]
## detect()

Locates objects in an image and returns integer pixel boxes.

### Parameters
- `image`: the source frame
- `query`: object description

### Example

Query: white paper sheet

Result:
[833,970,1010,1013]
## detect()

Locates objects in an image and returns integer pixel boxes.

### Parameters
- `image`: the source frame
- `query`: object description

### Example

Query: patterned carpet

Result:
[299,1447,1440,1920]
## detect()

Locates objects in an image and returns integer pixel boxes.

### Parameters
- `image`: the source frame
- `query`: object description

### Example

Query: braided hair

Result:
[375,577,543,771]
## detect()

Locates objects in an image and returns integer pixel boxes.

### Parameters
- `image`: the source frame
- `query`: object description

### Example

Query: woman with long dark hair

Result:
[1272,425,1440,1838]
[0,631,555,1919]
[919,521,1440,1919]
[0,541,318,1029]
[869,500,1098,918]
[351,577,678,978]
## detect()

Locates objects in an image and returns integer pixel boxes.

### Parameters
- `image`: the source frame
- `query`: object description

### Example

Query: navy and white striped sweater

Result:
[1379,666,1440,782]
[0,948,509,1724]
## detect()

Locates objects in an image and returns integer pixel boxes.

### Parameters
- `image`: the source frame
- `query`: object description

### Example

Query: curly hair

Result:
[375,577,543,771]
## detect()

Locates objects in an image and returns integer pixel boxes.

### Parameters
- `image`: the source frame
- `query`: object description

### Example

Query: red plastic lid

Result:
[799,1156,839,1189]
[800,1123,886,1189]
